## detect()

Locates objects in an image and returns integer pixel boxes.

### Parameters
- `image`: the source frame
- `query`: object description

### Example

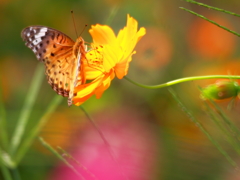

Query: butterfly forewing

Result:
[21,26,75,61]
[21,26,86,106]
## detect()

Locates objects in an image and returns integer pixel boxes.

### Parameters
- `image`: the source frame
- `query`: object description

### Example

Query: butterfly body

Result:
[21,26,86,106]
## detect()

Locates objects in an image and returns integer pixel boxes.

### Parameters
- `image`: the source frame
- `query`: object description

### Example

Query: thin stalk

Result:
[9,64,44,155]
[204,102,240,155]
[80,106,110,149]
[105,5,119,25]
[124,75,240,89]
[169,88,237,167]
[0,83,9,150]
[180,7,240,37]
[80,106,128,180]
[11,169,21,180]
[15,95,62,164]
[0,147,16,168]
[0,162,12,180]
[56,146,98,179]
[38,137,85,180]
[208,99,240,140]
[184,0,240,18]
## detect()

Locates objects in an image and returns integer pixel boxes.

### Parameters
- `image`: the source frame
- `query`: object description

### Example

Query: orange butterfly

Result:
[21,26,87,106]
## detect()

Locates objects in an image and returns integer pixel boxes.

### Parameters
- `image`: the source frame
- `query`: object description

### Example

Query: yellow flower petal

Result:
[89,25,117,45]
[114,53,133,79]
[94,70,115,98]
[73,71,114,106]
[73,75,104,106]
[73,14,146,105]
[117,15,146,63]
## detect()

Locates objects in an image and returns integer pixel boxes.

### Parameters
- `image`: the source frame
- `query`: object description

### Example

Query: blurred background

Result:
[1,0,240,179]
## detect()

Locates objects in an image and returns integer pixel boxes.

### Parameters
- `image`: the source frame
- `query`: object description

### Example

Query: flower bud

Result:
[201,80,240,100]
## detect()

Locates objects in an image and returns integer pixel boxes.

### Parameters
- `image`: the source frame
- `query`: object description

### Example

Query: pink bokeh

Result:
[49,108,161,180]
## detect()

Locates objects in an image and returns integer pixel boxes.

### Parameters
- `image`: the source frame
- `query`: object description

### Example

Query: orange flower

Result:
[73,15,146,106]
[188,14,236,59]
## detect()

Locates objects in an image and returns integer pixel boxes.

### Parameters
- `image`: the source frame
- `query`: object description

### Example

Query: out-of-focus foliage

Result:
[1,0,240,180]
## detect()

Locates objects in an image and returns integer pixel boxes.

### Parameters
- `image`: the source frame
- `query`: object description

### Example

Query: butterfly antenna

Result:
[80,24,88,36]
[71,10,79,38]
[71,10,88,38]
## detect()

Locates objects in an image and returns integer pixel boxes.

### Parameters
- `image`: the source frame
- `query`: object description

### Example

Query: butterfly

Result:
[21,26,87,106]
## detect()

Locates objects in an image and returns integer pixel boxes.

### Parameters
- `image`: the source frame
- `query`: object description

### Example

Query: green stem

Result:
[15,95,62,164]
[169,89,237,167]
[124,75,240,89]
[204,102,240,155]
[38,137,85,180]
[180,7,240,37]
[0,147,16,168]
[105,5,119,25]
[184,0,240,18]
[11,169,21,180]
[0,83,9,150]
[80,106,110,147]
[208,98,240,140]
[9,64,45,155]
[0,162,12,180]
[80,106,127,179]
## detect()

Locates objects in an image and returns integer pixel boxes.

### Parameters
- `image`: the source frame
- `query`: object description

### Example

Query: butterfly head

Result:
[73,37,86,58]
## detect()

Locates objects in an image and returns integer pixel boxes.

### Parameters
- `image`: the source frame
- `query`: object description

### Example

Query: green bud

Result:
[201,81,240,100]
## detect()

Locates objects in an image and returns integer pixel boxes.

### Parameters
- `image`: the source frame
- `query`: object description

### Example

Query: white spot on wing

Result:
[32,38,41,45]
[35,32,46,39]
[40,27,48,33]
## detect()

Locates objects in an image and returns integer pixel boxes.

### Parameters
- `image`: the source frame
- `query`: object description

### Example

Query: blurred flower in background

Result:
[134,27,172,70]
[187,14,237,60]
[48,108,161,180]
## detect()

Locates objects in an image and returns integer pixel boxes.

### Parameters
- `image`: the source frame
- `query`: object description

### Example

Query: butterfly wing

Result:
[21,26,83,105]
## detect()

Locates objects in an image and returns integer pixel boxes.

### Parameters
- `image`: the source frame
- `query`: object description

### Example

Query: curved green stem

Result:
[124,75,240,89]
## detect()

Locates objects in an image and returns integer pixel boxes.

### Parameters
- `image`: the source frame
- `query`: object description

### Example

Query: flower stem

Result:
[169,88,238,167]
[38,137,85,180]
[179,7,240,37]
[11,168,22,180]
[204,101,240,155]
[0,161,12,180]
[0,147,16,168]
[79,106,110,149]
[9,64,45,156]
[105,5,119,25]
[183,0,240,18]
[0,83,9,150]
[79,106,127,179]
[124,75,240,89]
[15,95,62,164]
